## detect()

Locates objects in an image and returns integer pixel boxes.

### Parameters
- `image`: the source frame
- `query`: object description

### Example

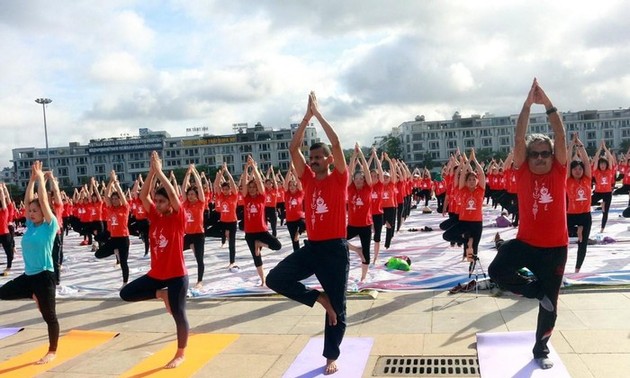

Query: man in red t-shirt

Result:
[267,92,349,375]
[489,79,568,370]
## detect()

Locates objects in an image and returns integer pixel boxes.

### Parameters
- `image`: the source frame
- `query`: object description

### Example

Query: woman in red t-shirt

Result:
[381,153,398,249]
[207,163,239,271]
[263,166,279,237]
[566,134,592,273]
[120,151,188,370]
[346,145,373,282]
[367,148,384,264]
[283,167,305,253]
[242,157,282,286]
[181,165,207,289]
[590,140,617,233]
[442,150,486,262]
[95,170,131,285]
[129,176,150,257]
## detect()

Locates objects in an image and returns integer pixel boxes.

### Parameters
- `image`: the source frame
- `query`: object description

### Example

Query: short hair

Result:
[464,172,477,181]
[525,134,553,154]
[598,157,609,169]
[155,187,169,199]
[221,182,230,188]
[186,186,198,196]
[310,142,331,157]
[111,192,120,199]
[570,160,585,170]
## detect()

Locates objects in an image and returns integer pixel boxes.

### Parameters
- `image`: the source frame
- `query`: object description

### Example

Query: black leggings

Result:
[372,213,383,243]
[265,207,278,236]
[347,225,371,265]
[184,233,206,283]
[286,219,306,253]
[52,233,63,285]
[436,193,446,214]
[206,221,238,264]
[419,189,431,207]
[120,274,189,349]
[245,232,282,267]
[396,203,404,232]
[567,212,592,270]
[0,233,13,270]
[442,220,483,258]
[0,270,59,352]
[266,238,349,360]
[382,207,396,249]
[95,236,130,283]
[591,192,612,230]
[488,240,567,359]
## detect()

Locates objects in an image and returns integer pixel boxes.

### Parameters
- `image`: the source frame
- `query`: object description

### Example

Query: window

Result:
[184,158,199,165]
[604,130,613,139]
[76,166,87,175]
[76,157,86,164]
[429,141,439,150]
[278,151,289,160]
[95,165,106,174]
[413,143,423,150]
[259,153,271,162]
[205,156,216,166]
[57,167,68,177]
[586,131,596,140]
[113,163,124,172]
[499,136,511,146]
[482,138,492,147]
[464,139,474,148]
[447,140,457,149]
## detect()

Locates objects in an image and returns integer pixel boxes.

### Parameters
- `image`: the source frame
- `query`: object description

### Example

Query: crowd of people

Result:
[2,83,630,372]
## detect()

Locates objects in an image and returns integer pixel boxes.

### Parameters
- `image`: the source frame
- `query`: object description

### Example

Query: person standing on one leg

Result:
[566,133,592,273]
[120,151,189,369]
[366,148,384,265]
[283,165,306,253]
[181,164,207,289]
[590,140,616,233]
[267,92,349,375]
[0,161,59,364]
[488,78,568,370]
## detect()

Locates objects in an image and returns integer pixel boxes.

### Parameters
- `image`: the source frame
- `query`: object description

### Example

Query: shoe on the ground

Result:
[462,280,477,292]
[448,283,463,294]
[229,265,240,273]
[80,240,88,246]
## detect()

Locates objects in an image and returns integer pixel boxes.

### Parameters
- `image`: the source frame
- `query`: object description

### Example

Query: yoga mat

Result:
[120,333,239,378]
[283,337,373,378]
[0,328,23,341]
[476,331,571,378]
[0,329,119,377]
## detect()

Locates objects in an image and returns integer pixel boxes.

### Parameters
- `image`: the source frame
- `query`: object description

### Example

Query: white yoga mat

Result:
[476,331,570,378]
[283,337,373,378]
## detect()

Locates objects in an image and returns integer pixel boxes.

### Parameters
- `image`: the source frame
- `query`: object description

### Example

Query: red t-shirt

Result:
[370,182,384,215]
[592,168,615,193]
[264,188,278,208]
[516,160,568,248]
[434,180,447,196]
[381,182,396,208]
[301,166,349,241]
[106,204,130,237]
[53,203,64,235]
[244,194,268,233]
[78,203,90,223]
[147,204,187,280]
[505,168,518,194]
[0,207,8,235]
[395,181,405,204]
[284,189,305,222]
[347,183,373,227]
[458,186,485,222]
[216,193,238,222]
[567,176,592,214]
[131,198,148,220]
[276,187,285,204]
[623,165,630,185]
[182,199,205,234]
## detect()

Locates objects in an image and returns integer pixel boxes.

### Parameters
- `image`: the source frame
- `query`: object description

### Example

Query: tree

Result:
[377,134,403,159]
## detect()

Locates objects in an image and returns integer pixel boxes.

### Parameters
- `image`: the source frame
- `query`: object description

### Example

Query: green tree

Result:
[377,134,403,159]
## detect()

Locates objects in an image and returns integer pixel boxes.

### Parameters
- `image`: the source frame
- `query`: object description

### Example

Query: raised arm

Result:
[536,81,566,165]
[289,93,313,178]
[310,92,347,174]
[357,144,372,187]
[513,79,537,169]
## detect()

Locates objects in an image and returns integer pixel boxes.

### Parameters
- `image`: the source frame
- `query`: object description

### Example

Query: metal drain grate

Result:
[374,355,479,377]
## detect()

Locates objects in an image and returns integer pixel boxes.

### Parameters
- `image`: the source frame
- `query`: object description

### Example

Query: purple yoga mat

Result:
[283,337,373,378]
[476,331,570,378]
[0,327,24,340]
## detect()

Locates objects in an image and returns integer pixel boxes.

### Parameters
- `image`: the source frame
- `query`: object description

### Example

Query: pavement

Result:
[2,287,630,377]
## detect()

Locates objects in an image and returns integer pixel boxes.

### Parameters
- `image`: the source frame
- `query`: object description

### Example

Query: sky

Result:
[1,0,629,168]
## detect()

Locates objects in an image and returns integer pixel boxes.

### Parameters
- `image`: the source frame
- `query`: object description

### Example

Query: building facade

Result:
[11,123,319,190]
[390,108,630,167]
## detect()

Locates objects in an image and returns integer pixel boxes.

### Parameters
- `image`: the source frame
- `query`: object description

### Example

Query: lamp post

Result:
[35,98,52,170]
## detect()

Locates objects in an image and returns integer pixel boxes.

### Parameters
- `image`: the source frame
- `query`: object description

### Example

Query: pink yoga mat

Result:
[476,331,570,378]
[283,337,373,378]
[0,328,23,340]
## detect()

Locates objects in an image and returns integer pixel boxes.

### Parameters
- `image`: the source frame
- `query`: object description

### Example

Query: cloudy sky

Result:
[1,0,629,168]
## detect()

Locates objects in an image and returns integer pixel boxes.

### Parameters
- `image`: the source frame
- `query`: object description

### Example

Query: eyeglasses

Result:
[528,150,552,159]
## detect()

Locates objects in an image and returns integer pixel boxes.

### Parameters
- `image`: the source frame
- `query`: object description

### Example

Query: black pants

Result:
[0,270,59,352]
[0,233,13,270]
[266,238,349,360]
[120,274,189,349]
[277,203,286,225]
[206,221,238,264]
[286,219,306,253]
[395,203,404,232]
[383,207,396,249]
[52,233,63,285]
[442,220,483,258]
[488,239,567,359]
[419,189,431,207]
[184,233,206,283]
[347,225,371,264]
[245,232,282,267]
[591,192,612,230]
[439,212,459,231]
[436,193,446,214]
[372,213,384,243]
[567,212,592,270]
[265,207,278,236]
[95,236,130,283]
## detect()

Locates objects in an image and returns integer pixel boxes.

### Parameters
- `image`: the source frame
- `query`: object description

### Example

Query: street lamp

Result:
[35,97,52,170]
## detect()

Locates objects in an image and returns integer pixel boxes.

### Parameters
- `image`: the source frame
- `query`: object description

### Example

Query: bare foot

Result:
[194,281,203,289]
[156,289,171,315]
[316,292,337,326]
[36,351,56,365]
[325,358,338,375]
[165,349,185,369]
